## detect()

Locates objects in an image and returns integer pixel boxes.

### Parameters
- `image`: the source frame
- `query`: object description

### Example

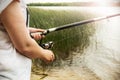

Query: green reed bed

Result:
[27,3,68,6]
[28,7,96,66]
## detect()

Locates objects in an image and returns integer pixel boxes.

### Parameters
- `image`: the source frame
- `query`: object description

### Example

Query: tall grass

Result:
[29,7,120,80]
[28,7,96,66]
[27,3,68,6]
[27,2,120,7]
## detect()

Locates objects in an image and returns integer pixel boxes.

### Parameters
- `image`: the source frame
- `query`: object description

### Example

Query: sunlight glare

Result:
[91,0,114,7]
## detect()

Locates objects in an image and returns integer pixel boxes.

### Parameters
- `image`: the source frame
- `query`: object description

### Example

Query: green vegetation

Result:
[28,2,120,7]
[27,2,68,6]
[28,7,96,67]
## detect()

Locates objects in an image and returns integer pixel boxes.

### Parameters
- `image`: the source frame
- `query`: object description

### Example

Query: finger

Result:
[36,34,42,40]
[51,54,55,62]
[29,27,45,33]
[41,35,45,38]
[35,29,45,32]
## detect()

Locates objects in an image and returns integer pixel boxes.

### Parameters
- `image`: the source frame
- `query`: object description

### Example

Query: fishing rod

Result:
[33,13,120,49]
[41,13,120,35]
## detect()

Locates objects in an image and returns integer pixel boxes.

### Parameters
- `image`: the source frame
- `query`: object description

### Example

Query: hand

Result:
[29,27,45,40]
[41,49,55,63]
[30,32,45,40]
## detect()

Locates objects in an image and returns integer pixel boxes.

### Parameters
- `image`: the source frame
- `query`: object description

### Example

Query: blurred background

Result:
[25,0,120,80]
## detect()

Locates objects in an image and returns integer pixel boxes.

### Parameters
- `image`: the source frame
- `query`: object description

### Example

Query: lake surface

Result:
[31,6,120,80]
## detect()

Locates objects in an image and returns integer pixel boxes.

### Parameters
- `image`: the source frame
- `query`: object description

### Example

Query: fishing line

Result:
[27,7,120,49]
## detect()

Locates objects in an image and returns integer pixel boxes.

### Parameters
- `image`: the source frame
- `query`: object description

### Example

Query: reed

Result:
[28,7,95,61]
[29,7,120,80]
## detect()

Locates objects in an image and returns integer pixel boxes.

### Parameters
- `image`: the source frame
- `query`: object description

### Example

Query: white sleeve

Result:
[0,0,13,14]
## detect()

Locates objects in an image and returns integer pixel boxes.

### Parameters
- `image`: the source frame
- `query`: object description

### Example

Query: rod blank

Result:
[42,13,120,35]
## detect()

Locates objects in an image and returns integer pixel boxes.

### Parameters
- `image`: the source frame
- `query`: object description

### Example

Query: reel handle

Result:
[40,41,54,49]
[30,30,53,49]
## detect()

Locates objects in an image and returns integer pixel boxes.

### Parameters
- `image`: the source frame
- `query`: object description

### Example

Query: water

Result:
[31,7,120,80]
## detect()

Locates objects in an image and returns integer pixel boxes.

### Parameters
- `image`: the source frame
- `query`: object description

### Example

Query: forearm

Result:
[0,0,54,62]
[17,36,42,58]
[19,37,54,62]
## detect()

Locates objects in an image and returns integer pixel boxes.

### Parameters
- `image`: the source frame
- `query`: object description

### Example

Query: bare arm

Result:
[0,0,54,62]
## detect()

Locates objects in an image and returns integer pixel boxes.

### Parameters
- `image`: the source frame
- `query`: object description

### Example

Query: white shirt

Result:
[0,0,32,80]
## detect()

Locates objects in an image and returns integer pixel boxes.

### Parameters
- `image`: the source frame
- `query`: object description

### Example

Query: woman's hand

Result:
[29,27,45,40]
[41,49,55,63]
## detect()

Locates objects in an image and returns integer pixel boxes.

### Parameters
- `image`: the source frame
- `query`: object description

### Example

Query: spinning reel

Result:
[40,41,54,49]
